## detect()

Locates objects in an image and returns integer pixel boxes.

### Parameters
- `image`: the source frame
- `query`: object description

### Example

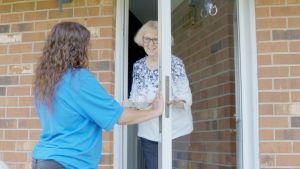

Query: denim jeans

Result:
[140,137,158,169]
[32,158,65,169]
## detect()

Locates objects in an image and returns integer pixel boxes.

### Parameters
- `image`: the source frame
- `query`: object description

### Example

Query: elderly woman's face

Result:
[143,29,158,57]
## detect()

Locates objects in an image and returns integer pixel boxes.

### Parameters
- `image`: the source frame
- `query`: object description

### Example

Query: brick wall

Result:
[171,0,236,168]
[0,0,116,168]
[256,0,300,168]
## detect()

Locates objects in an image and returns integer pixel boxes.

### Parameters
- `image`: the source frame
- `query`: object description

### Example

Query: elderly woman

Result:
[129,20,193,169]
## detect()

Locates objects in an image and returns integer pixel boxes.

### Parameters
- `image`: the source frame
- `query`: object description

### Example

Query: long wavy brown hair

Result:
[34,22,90,109]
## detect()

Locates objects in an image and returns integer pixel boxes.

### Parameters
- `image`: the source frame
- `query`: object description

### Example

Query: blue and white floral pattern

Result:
[129,55,191,104]
[129,55,193,141]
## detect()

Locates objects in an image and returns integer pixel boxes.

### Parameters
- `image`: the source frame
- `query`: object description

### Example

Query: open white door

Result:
[158,0,172,169]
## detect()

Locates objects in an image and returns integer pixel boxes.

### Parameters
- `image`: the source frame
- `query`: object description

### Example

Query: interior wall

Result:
[171,0,237,168]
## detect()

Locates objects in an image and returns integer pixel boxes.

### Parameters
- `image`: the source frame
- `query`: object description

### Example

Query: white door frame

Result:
[236,0,259,168]
[114,0,129,169]
[114,0,259,168]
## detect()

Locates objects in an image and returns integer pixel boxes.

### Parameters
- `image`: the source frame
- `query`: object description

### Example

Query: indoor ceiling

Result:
[129,0,184,23]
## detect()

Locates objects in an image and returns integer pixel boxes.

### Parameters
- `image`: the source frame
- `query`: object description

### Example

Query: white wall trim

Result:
[237,0,259,168]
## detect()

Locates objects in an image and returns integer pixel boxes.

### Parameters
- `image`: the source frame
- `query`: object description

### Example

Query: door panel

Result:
[170,0,238,168]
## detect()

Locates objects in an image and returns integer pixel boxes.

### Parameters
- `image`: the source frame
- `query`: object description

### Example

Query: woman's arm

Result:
[117,92,164,125]
[171,57,192,109]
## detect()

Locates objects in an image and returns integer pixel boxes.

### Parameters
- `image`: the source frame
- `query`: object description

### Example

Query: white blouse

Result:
[129,55,193,141]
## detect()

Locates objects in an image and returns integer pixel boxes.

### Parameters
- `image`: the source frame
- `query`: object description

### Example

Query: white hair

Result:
[134,20,174,47]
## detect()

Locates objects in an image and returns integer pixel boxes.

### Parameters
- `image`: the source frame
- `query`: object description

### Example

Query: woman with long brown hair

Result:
[32,22,163,169]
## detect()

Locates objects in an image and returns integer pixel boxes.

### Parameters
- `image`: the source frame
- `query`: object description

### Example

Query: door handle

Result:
[165,76,170,118]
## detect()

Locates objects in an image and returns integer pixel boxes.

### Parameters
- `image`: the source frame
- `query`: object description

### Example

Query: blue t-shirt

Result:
[32,68,123,169]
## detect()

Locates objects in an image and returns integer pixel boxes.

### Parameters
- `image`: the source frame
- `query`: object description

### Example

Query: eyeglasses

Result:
[143,37,158,44]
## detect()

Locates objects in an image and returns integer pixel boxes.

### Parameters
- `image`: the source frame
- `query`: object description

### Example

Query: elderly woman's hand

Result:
[168,100,185,109]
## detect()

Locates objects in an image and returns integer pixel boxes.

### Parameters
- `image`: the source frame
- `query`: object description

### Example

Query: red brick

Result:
[0,119,17,128]
[0,55,21,64]
[7,86,31,96]
[259,79,272,90]
[11,23,34,32]
[290,41,300,52]
[29,130,41,140]
[6,108,31,118]
[274,54,300,64]
[74,7,99,17]
[101,6,114,16]
[256,31,271,42]
[22,32,45,42]
[277,155,300,165]
[3,152,28,162]
[87,17,114,27]
[49,9,74,19]
[260,117,289,128]
[0,141,15,151]
[87,0,102,5]
[90,39,114,49]
[35,20,58,31]
[16,141,37,151]
[291,66,300,76]
[258,67,289,78]
[1,13,23,23]
[256,7,270,18]
[271,6,300,16]
[259,104,274,115]
[256,0,286,6]
[24,11,48,21]
[274,79,300,89]
[288,0,300,4]
[0,97,19,107]
[294,142,300,152]
[259,92,290,102]
[9,44,32,53]
[257,42,288,53]
[5,130,28,140]
[18,97,34,107]
[256,18,286,29]
[291,92,300,101]
[0,4,12,13]
[33,42,45,52]
[259,129,275,140]
[260,142,292,153]
[12,2,35,12]
[18,119,41,129]
[288,17,300,28]
[37,0,58,10]
[276,129,300,140]
[101,28,114,37]
[0,45,8,54]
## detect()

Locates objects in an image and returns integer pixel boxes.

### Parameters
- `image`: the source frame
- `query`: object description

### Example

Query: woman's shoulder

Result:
[133,56,147,67]
[63,68,94,82]
[135,56,146,63]
[171,55,183,66]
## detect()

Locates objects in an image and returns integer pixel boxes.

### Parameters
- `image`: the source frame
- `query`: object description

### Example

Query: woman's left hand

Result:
[168,100,185,109]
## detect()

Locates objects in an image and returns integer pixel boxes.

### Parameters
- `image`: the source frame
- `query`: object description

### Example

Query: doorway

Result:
[121,0,243,168]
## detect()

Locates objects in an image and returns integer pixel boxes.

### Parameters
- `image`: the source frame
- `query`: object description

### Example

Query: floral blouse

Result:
[129,55,192,107]
[129,55,193,141]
